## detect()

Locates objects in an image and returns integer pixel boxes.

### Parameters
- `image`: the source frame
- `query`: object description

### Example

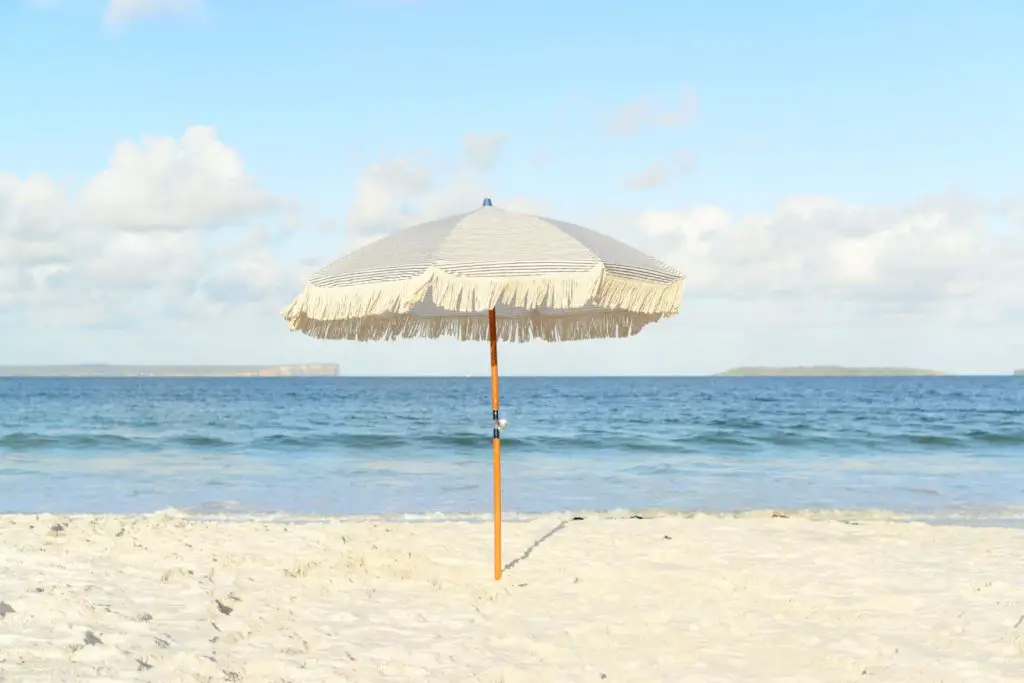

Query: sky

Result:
[1,0,1023,375]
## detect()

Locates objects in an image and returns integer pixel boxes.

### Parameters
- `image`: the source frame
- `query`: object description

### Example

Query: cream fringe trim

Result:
[289,310,670,342]
[281,265,685,342]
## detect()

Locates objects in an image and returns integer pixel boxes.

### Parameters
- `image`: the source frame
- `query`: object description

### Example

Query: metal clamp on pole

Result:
[492,411,508,438]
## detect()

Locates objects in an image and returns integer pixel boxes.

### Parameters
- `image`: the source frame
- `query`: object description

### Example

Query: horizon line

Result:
[0,363,1020,377]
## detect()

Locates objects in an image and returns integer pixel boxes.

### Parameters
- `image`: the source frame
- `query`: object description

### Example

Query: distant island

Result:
[0,364,339,378]
[1016,370,1024,376]
[717,366,944,377]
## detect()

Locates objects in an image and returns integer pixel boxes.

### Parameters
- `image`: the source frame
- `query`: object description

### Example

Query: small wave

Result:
[906,434,963,447]
[761,432,829,447]
[966,430,1024,445]
[0,432,139,451]
[256,433,410,450]
[891,431,1024,449]
[623,463,681,476]
[709,417,766,429]
[422,433,484,448]
[170,435,232,448]
[680,432,754,448]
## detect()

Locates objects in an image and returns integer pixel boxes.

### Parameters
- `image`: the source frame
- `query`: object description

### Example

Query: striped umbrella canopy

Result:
[282,199,685,579]
[282,199,684,342]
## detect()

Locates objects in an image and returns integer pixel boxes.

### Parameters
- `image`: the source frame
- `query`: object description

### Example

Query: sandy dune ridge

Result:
[0,511,1022,682]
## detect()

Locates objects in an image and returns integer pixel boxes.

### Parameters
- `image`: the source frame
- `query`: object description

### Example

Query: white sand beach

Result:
[1,511,1022,682]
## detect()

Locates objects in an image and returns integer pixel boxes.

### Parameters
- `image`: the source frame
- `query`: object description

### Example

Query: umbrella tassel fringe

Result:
[281,267,684,342]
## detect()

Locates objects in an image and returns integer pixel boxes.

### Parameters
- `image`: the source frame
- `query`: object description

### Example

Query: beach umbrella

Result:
[282,198,685,580]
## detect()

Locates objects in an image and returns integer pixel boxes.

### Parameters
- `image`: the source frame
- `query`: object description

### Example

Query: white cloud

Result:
[0,126,300,329]
[461,132,506,171]
[1000,196,1024,224]
[623,150,697,190]
[624,163,670,190]
[346,157,435,241]
[104,0,204,26]
[345,154,547,247]
[607,89,698,136]
[637,192,1021,321]
[0,173,70,264]
[78,125,280,231]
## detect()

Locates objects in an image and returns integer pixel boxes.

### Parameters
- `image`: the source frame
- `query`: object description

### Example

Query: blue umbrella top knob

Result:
[482,197,493,207]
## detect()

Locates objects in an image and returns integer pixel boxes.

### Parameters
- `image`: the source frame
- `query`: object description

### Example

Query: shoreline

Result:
[6,503,1024,526]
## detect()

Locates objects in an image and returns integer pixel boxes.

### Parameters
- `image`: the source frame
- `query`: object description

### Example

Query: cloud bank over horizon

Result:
[2,122,1020,373]
[3,1,1021,374]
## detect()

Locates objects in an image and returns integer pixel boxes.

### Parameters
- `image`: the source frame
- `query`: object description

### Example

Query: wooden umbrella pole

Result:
[488,308,502,581]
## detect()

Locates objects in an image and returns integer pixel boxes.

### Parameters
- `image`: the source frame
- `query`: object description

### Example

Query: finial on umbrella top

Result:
[482,197,492,207]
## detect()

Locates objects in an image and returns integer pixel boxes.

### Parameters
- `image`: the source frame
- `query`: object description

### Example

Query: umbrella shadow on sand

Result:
[503,517,581,573]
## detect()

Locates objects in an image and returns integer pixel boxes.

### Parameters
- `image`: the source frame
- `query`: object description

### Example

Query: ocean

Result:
[1,376,1022,520]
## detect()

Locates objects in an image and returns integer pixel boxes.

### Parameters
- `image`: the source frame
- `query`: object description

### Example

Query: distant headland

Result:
[716,366,944,377]
[0,364,339,378]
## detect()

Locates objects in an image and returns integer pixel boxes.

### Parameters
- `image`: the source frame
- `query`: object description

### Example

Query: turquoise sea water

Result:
[0,376,1022,518]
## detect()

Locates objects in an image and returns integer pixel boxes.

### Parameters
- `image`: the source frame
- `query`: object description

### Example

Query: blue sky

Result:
[1,0,1022,374]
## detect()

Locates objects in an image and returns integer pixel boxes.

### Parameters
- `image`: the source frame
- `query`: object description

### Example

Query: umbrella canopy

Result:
[281,199,685,581]
[282,200,685,343]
